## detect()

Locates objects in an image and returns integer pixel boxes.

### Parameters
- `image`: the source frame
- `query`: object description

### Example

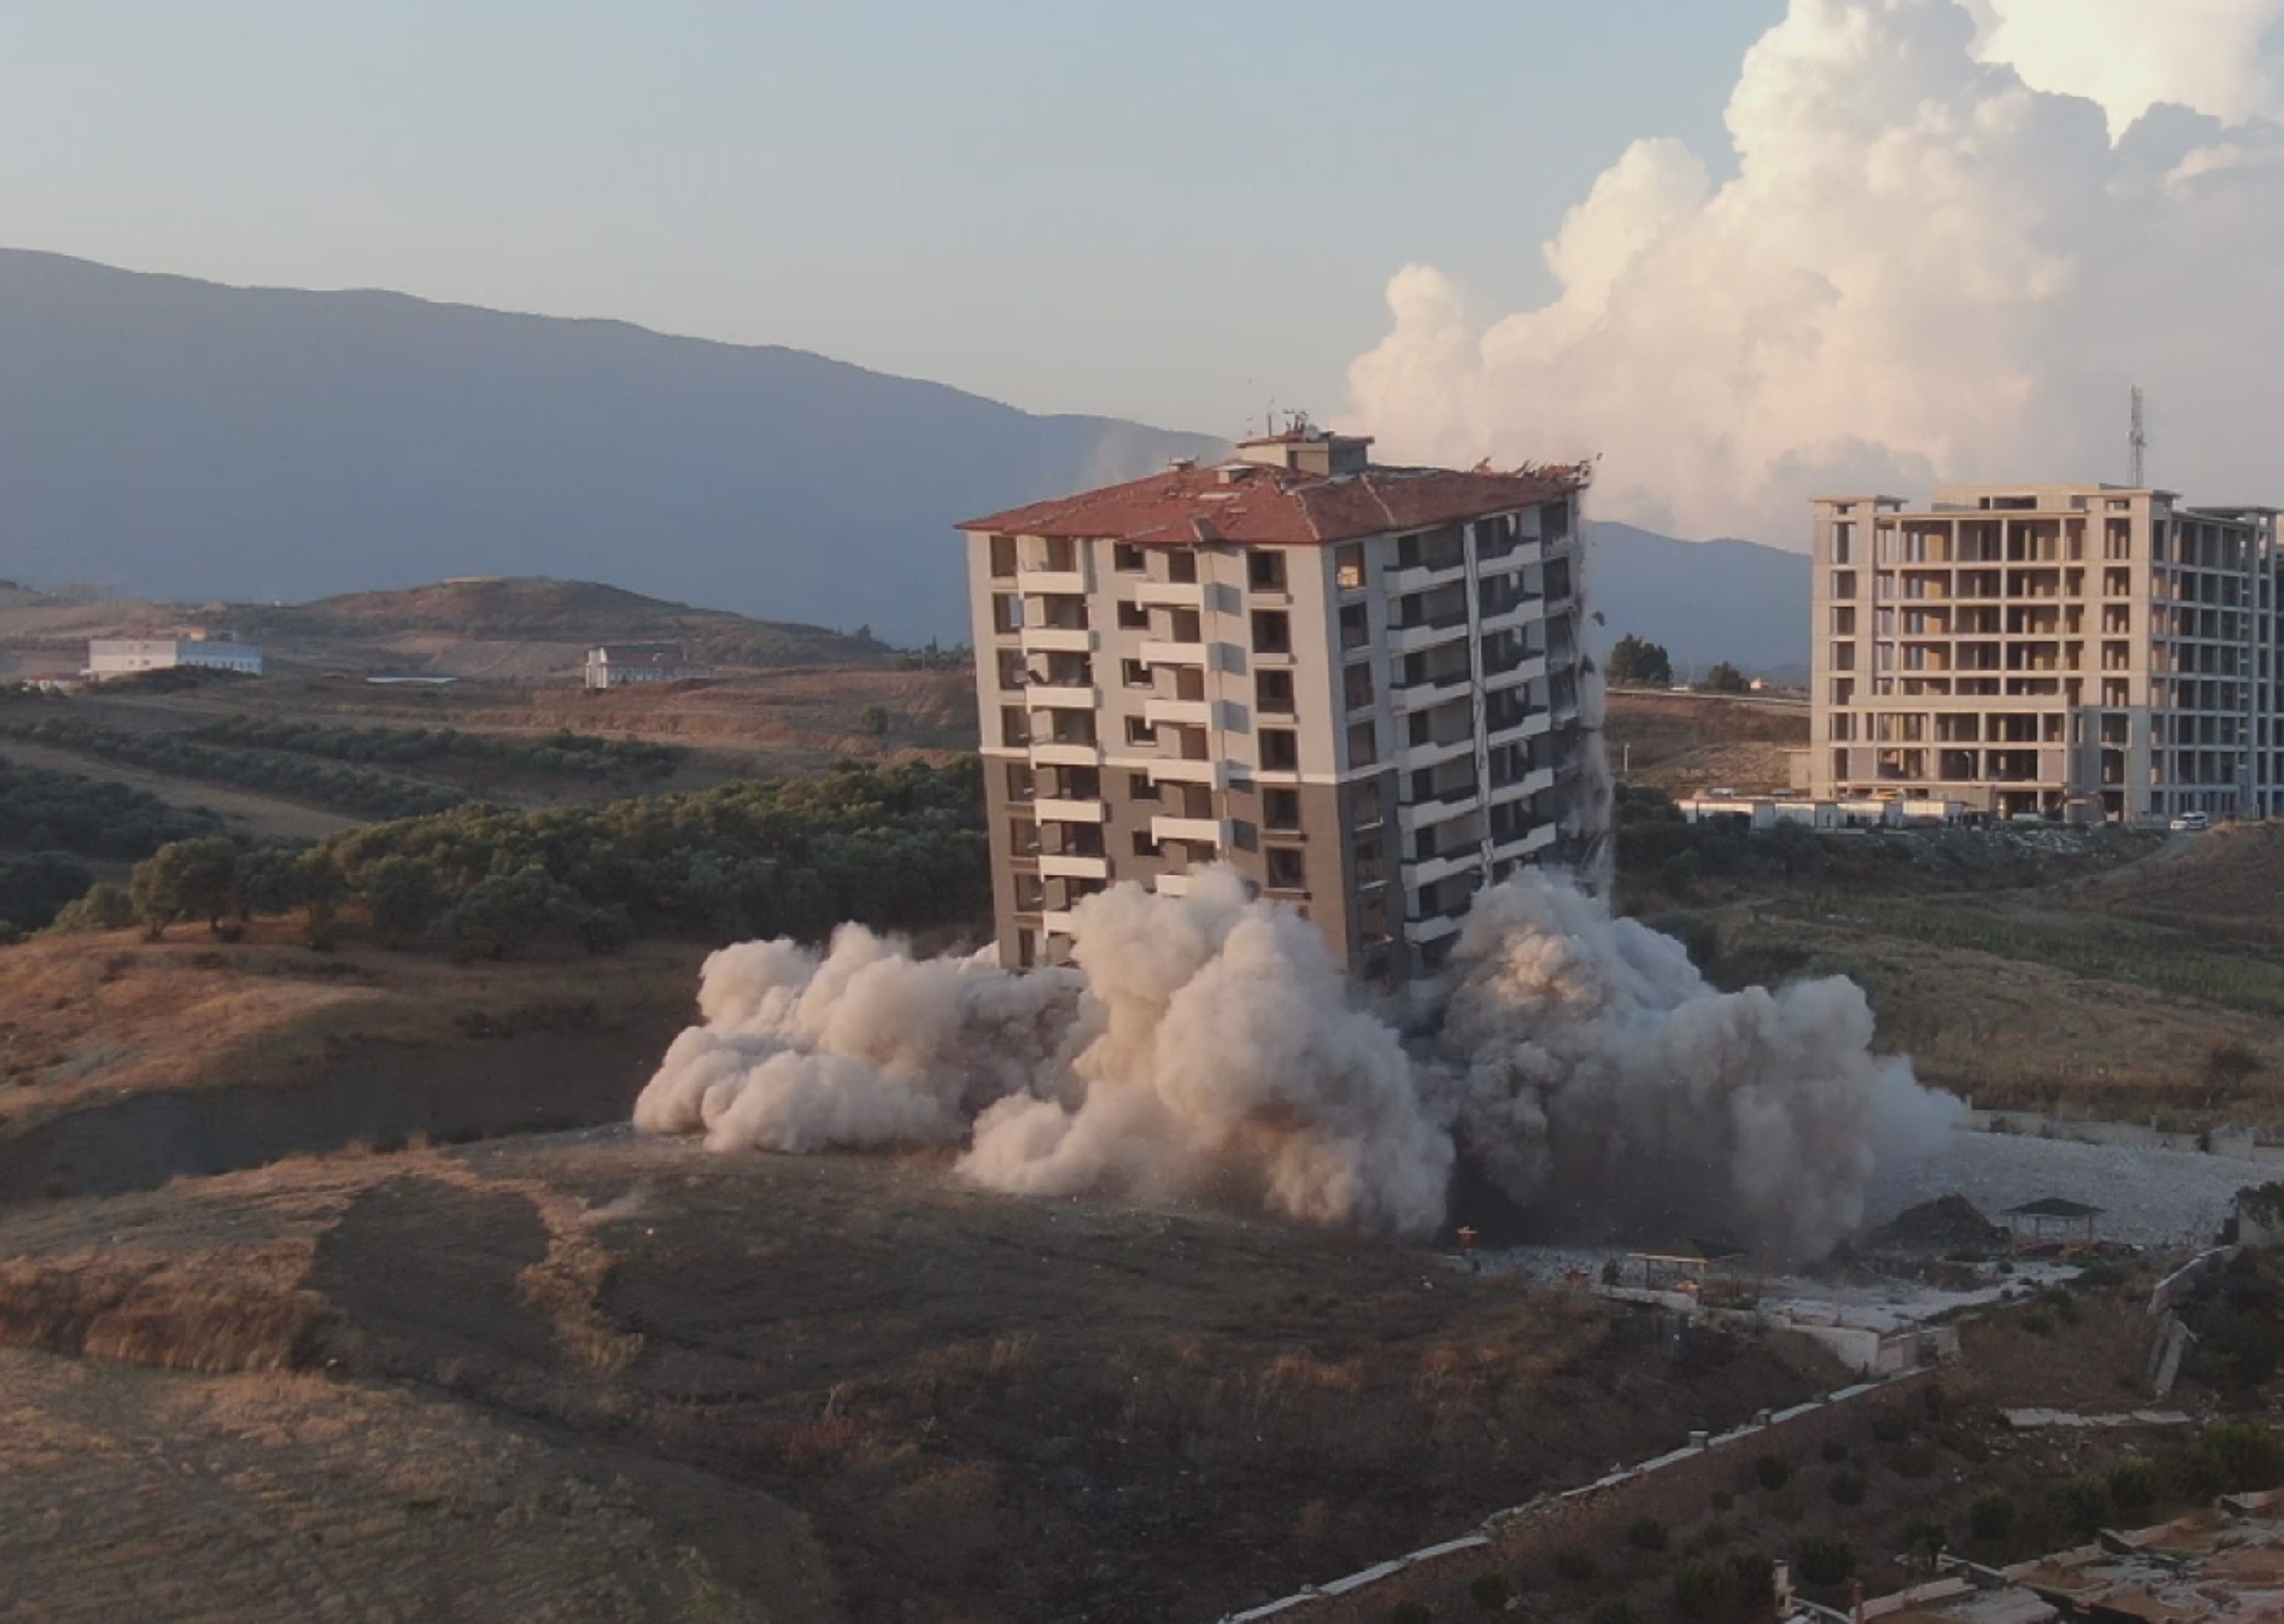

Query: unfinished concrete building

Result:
[957,428,1599,982]
[1810,485,2283,822]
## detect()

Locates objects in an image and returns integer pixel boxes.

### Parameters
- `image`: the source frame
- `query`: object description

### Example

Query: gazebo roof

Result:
[2004,1197,2105,1219]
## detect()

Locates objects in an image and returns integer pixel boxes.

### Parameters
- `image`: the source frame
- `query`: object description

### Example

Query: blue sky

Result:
[0,2,1782,434]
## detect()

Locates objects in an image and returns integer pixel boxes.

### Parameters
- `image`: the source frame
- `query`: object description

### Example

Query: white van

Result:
[2170,810,2212,832]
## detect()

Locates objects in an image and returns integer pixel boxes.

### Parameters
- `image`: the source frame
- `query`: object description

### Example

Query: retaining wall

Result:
[1219,1368,1938,1624]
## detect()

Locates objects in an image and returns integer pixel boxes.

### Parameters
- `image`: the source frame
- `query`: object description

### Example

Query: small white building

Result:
[87,633,263,680]
[583,643,712,690]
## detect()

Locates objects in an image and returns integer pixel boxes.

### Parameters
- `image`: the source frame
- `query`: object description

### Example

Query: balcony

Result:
[1038,853,1109,881]
[1034,797,1106,823]
[1384,557,1468,595]
[1152,873,1192,898]
[1390,615,1470,657]
[1481,649,1547,689]
[1407,849,1482,888]
[1485,705,1549,743]
[1491,821,1559,859]
[1144,696,1212,728]
[1030,741,1102,767]
[1390,669,1474,711]
[1021,569,1087,596]
[1020,625,1094,654]
[1135,578,1206,608]
[1486,765,1557,806]
[1399,789,1482,832]
[1139,638,1209,666]
[1023,683,1099,710]
[1150,815,1224,847]
[1397,734,1475,771]
[1404,910,1465,946]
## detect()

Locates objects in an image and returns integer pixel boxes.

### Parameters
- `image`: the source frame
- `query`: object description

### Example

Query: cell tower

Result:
[2130,385,2147,487]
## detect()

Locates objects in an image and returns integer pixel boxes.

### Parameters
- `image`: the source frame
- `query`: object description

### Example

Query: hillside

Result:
[0,575,884,682]
[230,576,887,670]
[0,249,1221,646]
[1587,522,1810,675]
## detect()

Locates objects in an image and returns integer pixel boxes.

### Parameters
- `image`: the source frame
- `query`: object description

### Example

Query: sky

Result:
[5,1,2282,547]
[0,2,1782,436]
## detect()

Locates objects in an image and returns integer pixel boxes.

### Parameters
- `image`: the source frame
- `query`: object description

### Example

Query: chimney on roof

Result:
[1168,456,1196,471]
[1234,425,1373,478]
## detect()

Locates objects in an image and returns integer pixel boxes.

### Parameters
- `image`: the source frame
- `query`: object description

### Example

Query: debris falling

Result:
[635,867,1960,1256]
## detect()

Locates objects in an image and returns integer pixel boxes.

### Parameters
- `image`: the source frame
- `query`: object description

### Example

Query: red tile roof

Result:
[959,459,1590,547]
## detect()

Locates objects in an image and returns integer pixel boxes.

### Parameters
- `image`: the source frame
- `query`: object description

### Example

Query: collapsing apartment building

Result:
[1811,485,2284,823]
[957,427,1599,982]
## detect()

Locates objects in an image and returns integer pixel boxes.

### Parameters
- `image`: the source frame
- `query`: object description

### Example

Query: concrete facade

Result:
[583,644,712,689]
[959,430,1598,983]
[1811,484,2283,822]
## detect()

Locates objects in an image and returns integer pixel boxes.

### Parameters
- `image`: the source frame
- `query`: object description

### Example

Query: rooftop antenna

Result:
[2130,385,2147,487]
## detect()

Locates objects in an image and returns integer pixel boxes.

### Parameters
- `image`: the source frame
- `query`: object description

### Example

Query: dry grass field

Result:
[0,1133,1844,1623]
[1603,690,1809,795]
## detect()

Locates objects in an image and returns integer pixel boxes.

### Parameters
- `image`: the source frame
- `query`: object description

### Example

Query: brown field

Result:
[1603,690,1809,795]
[0,1130,1844,1624]
[1697,826,2284,1123]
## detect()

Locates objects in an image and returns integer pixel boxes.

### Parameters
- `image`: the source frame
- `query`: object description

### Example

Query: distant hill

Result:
[0,250,1221,646]
[1585,522,1809,678]
[230,577,883,670]
[0,576,883,681]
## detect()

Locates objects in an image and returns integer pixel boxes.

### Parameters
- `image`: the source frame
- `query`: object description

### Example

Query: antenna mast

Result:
[2130,385,2147,486]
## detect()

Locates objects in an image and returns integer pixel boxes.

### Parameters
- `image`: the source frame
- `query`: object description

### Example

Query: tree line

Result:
[40,758,990,960]
[5,717,463,820]
[1606,635,1750,693]
[186,716,682,786]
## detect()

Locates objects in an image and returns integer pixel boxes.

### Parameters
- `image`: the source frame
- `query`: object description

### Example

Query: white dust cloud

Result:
[636,868,1960,1256]
[1344,0,2284,547]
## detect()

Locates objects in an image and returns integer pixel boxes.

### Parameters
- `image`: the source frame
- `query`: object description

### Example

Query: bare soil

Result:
[0,1135,1844,1623]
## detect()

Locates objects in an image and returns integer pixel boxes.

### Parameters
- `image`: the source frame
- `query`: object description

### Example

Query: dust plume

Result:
[636,869,1958,1256]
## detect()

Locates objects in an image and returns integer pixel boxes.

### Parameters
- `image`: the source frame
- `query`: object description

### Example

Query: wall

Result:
[1219,1368,1938,1624]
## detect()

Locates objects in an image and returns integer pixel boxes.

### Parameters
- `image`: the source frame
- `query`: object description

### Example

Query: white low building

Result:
[583,643,713,690]
[87,634,263,680]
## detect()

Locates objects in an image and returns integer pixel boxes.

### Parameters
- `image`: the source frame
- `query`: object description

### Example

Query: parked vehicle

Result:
[2171,810,2212,832]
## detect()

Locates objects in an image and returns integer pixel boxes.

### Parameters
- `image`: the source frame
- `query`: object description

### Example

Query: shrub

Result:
[2048,1476,2111,1536]
[2021,1312,2055,1336]
[1869,1407,1912,1443]
[1468,1570,1511,1612]
[1794,1535,1855,1589]
[1629,1516,1669,1553]
[1888,1443,1938,1480]
[1921,1383,1950,1421]
[1752,1455,1791,1492]
[47,881,137,933]
[2104,1458,2162,1515]
[2198,1421,2284,1492]
[1820,1439,1849,1464]
[1591,1602,1640,1624]
[1554,1547,1599,1584]
[1968,1492,2015,1542]
[1827,1470,1866,1506]
[1672,1559,1735,1619]
[1708,1490,1734,1513]
[1389,1605,1433,1624]
[1725,1553,1773,1610]
[1902,1515,1949,1561]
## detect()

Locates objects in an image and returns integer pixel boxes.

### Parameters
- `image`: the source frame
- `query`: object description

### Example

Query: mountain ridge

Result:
[0,248,1811,667]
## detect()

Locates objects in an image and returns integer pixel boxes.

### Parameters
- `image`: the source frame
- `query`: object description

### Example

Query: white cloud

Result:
[1345,0,2284,548]
[1967,0,2283,133]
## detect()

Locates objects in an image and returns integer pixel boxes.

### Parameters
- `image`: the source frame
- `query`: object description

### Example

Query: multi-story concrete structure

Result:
[87,633,263,680]
[957,428,1598,981]
[1810,484,2282,822]
[583,643,713,690]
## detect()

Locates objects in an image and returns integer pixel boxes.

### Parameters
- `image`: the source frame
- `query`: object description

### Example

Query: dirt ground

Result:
[1604,691,1809,795]
[0,1134,1844,1624]
[0,926,703,1197]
